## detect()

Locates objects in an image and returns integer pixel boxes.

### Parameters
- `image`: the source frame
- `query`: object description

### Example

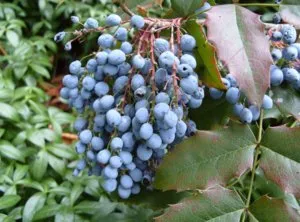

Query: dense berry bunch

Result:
[269,25,300,90]
[57,14,201,198]
[208,24,299,123]
[208,75,273,123]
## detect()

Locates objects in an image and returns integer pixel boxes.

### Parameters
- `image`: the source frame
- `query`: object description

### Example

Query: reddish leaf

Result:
[205,5,273,105]
[280,1,300,29]
[154,122,256,191]
[260,126,300,198]
[155,186,245,222]
[249,196,300,221]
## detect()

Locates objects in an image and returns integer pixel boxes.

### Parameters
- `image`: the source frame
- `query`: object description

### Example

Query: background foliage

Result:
[0,0,299,221]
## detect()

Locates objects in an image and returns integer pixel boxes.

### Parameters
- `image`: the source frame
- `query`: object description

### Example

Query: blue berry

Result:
[74,118,87,132]
[164,111,178,128]
[177,64,193,78]
[114,27,128,41]
[135,107,149,123]
[249,105,260,121]
[154,103,169,120]
[97,149,111,164]
[76,159,86,170]
[86,59,97,73]
[119,151,133,164]
[111,137,123,150]
[71,16,80,24]
[225,87,240,104]
[98,34,114,48]
[106,14,121,26]
[282,46,298,61]
[154,38,170,56]
[118,185,131,199]
[54,31,65,42]
[271,31,282,42]
[131,74,145,91]
[131,184,141,195]
[159,51,176,68]
[147,134,162,149]
[102,179,117,193]
[270,67,284,86]
[109,156,123,168]
[96,51,108,65]
[140,123,153,140]
[155,92,170,104]
[84,18,98,29]
[240,108,253,124]
[233,103,244,116]
[181,34,196,51]
[120,42,133,54]
[64,41,72,51]
[280,25,297,44]
[120,175,134,189]
[75,142,86,154]
[132,55,145,69]
[63,74,78,88]
[130,15,145,29]
[137,144,153,161]
[129,168,143,182]
[79,129,92,144]
[91,136,104,151]
[262,95,273,109]
[106,109,122,127]
[82,76,96,91]
[271,48,282,61]
[95,82,109,97]
[69,60,82,75]
[103,64,119,76]
[108,49,126,65]
[103,165,118,179]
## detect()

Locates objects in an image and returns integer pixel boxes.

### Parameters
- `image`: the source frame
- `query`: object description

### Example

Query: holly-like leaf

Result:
[125,189,188,210]
[184,20,225,89]
[189,96,232,130]
[205,5,273,105]
[154,122,256,191]
[249,196,300,221]
[270,85,300,120]
[280,0,300,29]
[260,126,300,198]
[155,186,245,222]
[171,0,204,17]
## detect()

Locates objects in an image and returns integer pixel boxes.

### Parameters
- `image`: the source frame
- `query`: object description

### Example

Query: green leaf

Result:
[74,201,105,214]
[13,164,28,181]
[47,144,76,160]
[33,205,62,221]
[171,0,204,16]
[189,96,232,130]
[0,88,14,100]
[184,20,224,89]
[6,30,19,47]
[0,141,25,162]
[156,186,245,222]
[0,102,20,121]
[70,184,84,206]
[154,122,256,191]
[30,150,48,180]
[29,64,50,78]
[205,5,273,106]
[0,195,21,210]
[23,192,47,222]
[270,85,300,120]
[54,207,74,222]
[126,190,188,210]
[48,153,66,175]
[27,129,45,147]
[249,196,300,221]
[280,0,300,29]
[260,126,300,198]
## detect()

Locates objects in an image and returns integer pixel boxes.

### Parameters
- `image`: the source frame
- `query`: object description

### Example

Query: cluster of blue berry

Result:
[56,14,201,199]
